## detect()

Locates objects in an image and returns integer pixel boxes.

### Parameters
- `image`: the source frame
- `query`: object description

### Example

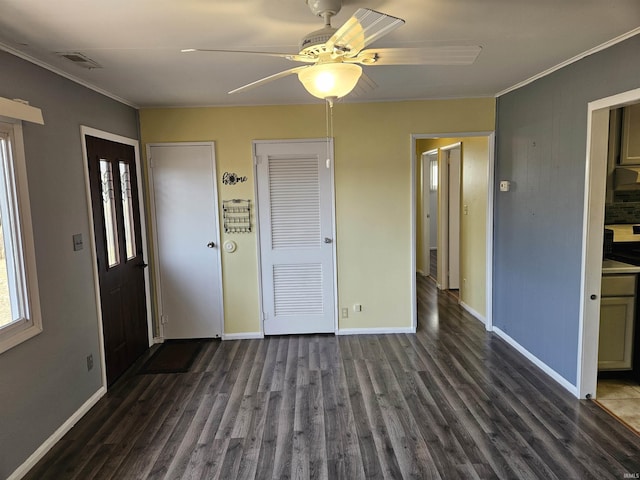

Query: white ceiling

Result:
[1,0,639,108]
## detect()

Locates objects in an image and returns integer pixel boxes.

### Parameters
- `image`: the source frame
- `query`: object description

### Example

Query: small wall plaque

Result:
[222,172,247,185]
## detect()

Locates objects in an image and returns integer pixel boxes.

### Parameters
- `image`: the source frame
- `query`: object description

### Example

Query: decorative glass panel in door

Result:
[119,161,137,260]
[99,159,120,267]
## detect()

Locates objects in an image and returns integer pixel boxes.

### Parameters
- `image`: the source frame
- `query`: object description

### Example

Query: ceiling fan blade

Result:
[228,66,309,94]
[326,8,404,57]
[357,46,482,66]
[350,72,378,97]
[181,48,313,63]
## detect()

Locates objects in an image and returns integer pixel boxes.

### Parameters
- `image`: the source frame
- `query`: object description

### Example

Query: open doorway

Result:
[411,132,495,332]
[580,88,640,433]
[416,140,461,292]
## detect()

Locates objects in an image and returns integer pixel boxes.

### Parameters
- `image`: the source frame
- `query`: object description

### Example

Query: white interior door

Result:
[255,139,336,335]
[148,143,223,339]
[420,152,430,276]
[448,146,461,289]
[421,150,438,276]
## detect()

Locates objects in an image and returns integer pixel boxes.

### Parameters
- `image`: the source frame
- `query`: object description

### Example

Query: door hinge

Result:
[149,157,154,168]
[326,158,331,169]
[254,156,260,166]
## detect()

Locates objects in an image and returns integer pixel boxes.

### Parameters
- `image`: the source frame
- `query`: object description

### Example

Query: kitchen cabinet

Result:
[599,273,636,370]
[620,103,640,165]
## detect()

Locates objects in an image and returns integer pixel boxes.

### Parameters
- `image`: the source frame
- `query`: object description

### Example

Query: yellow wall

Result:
[139,98,495,335]
[416,136,489,319]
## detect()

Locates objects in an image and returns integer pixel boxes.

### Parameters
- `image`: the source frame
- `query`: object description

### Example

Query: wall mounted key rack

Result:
[223,199,251,233]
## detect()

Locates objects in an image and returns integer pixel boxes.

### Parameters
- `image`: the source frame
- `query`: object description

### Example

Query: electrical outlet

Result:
[86,354,94,371]
[341,307,349,318]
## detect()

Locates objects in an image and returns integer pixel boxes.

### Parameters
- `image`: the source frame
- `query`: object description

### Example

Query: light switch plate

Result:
[72,233,83,251]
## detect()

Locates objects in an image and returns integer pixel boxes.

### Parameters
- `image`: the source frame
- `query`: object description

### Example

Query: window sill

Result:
[0,322,42,355]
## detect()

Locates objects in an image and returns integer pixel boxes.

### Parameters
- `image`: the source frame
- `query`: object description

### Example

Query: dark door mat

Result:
[138,339,206,374]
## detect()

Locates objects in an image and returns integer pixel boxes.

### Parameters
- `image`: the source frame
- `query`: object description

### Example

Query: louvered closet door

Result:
[256,140,335,335]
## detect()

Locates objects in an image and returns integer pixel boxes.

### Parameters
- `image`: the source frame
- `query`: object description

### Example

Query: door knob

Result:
[324,237,333,244]
[207,242,216,248]
[590,294,597,300]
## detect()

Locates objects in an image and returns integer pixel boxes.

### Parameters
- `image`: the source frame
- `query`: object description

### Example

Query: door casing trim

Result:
[410,132,495,333]
[579,87,640,399]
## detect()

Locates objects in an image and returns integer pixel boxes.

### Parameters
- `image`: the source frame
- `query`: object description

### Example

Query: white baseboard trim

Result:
[8,386,107,480]
[460,301,486,326]
[222,332,264,340]
[492,327,578,398]
[337,326,416,335]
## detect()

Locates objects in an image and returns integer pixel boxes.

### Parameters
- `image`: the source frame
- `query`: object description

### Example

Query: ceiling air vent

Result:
[56,52,102,69]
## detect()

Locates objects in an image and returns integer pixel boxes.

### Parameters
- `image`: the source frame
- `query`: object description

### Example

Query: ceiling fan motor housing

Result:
[300,26,338,56]
[306,0,342,17]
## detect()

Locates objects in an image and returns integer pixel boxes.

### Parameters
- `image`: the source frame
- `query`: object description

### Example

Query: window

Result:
[0,119,42,354]
[430,157,438,191]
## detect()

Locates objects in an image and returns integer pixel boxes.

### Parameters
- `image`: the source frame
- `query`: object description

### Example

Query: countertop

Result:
[602,259,640,274]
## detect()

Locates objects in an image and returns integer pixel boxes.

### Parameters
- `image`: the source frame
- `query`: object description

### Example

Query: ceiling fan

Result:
[182,0,481,101]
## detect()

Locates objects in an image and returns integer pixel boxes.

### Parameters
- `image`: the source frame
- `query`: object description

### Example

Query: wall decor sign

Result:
[222,172,247,185]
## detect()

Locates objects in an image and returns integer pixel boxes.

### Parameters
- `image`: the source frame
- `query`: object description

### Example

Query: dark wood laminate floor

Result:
[24,276,640,479]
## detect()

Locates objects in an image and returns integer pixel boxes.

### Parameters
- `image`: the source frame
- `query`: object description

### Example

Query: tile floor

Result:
[596,378,640,434]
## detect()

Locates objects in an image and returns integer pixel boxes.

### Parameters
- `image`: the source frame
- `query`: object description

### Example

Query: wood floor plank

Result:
[308,369,329,480]
[180,437,229,480]
[104,376,187,480]
[191,338,221,372]
[218,437,244,480]
[257,337,280,393]
[242,339,270,396]
[366,359,442,480]
[254,389,282,479]
[291,384,311,480]
[271,338,299,480]
[22,275,640,480]
[145,372,217,479]
[235,391,270,480]
[342,357,387,479]
[214,339,259,441]
[353,357,404,480]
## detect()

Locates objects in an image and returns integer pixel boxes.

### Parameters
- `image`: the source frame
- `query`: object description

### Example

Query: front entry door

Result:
[255,140,336,335]
[86,135,149,386]
[148,143,223,339]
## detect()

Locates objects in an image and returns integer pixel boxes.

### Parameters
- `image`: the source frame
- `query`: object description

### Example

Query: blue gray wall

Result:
[0,51,139,478]
[494,34,640,385]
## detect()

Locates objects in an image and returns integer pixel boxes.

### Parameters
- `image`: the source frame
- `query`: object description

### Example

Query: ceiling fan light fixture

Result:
[298,63,362,100]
